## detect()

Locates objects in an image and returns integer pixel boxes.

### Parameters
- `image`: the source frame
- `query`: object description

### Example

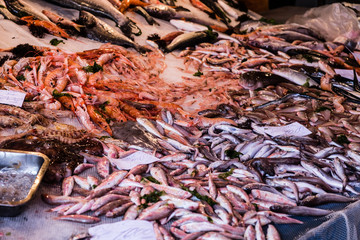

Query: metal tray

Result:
[0,149,50,217]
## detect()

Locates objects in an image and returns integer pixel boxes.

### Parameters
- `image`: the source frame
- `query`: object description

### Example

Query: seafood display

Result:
[1,0,360,239]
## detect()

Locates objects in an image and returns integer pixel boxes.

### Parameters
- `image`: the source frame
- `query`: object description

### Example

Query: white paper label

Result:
[261,122,312,137]
[88,220,156,240]
[0,90,26,107]
[110,151,159,170]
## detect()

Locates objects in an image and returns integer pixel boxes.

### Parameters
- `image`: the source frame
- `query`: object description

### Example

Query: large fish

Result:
[143,4,227,31]
[165,29,218,52]
[4,0,49,21]
[79,11,144,52]
[0,0,19,22]
[45,0,140,36]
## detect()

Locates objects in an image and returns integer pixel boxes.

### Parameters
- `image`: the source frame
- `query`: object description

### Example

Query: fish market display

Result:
[2,0,360,240]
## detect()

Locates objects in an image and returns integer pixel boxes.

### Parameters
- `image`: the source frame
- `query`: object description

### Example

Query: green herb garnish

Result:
[139,190,164,209]
[99,101,110,111]
[225,149,242,159]
[99,136,111,140]
[50,38,65,46]
[52,89,72,98]
[205,26,218,41]
[336,134,350,145]
[218,168,235,180]
[303,54,314,63]
[6,232,11,236]
[302,78,310,87]
[315,106,331,112]
[191,170,198,177]
[252,203,259,211]
[181,185,217,206]
[207,216,213,223]
[92,185,97,189]
[24,65,32,71]
[144,176,160,184]
[193,70,203,77]
[259,17,277,25]
[16,75,25,81]
[84,62,103,73]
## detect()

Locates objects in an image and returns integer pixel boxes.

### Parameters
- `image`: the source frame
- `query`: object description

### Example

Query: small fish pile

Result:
[40,109,360,239]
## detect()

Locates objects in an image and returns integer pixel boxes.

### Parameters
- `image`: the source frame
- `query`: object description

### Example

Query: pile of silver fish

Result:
[40,111,360,240]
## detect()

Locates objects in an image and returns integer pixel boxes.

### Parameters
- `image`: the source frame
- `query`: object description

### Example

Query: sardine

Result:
[272,68,319,87]
[79,11,144,52]
[46,0,139,36]
[5,0,49,21]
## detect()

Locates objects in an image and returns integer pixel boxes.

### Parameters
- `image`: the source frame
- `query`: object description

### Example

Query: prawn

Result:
[86,105,112,136]
[21,16,72,39]
[103,105,128,123]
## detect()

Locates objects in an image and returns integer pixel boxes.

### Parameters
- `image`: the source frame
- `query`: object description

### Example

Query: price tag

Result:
[88,220,156,240]
[110,151,159,170]
[0,90,26,107]
[262,122,312,137]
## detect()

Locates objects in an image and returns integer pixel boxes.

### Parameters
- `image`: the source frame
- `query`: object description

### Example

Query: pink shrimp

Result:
[74,97,100,134]
[44,68,69,93]
[37,57,53,88]
[44,99,62,110]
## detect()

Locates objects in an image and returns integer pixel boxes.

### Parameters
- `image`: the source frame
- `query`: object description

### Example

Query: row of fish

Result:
[34,107,360,240]
[0,0,257,52]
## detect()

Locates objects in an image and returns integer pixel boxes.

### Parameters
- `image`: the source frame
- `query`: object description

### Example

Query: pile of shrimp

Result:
[0,43,190,136]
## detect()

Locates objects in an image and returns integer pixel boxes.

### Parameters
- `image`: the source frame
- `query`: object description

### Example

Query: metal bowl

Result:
[0,149,50,217]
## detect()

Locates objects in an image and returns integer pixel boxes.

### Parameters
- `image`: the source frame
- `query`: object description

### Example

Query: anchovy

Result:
[79,11,144,52]
[46,0,139,36]
[165,30,218,52]
[270,205,333,216]
[333,158,348,190]
[301,161,358,194]
[4,0,49,21]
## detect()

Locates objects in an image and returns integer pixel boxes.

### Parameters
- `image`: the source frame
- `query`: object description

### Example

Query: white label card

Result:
[261,122,312,137]
[110,151,159,170]
[0,90,26,107]
[88,220,156,240]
